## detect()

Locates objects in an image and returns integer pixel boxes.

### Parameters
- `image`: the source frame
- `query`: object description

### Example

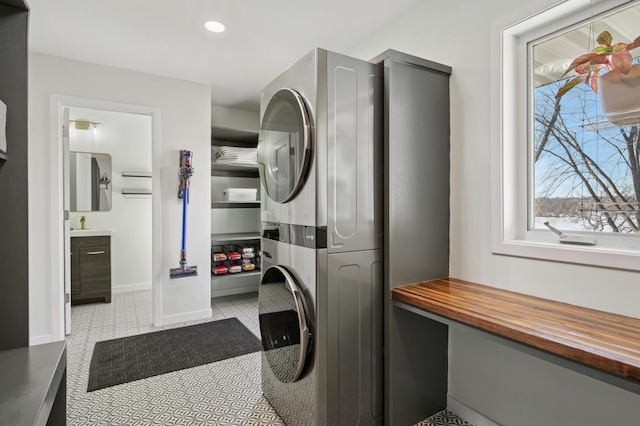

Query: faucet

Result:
[80,216,86,230]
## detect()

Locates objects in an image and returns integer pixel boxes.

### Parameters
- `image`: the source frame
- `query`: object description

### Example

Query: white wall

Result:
[68,107,153,294]
[346,1,640,424]
[29,53,212,343]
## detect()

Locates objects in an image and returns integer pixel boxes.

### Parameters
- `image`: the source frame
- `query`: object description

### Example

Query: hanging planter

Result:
[555,31,640,127]
[598,63,640,126]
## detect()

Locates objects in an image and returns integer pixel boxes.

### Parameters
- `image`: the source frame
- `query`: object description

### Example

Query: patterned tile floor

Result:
[67,290,471,425]
[417,410,473,426]
[67,291,284,425]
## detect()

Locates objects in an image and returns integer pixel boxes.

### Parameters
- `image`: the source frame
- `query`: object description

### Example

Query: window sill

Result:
[492,237,640,272]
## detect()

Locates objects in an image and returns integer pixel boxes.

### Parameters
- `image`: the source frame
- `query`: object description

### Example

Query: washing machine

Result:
[258,48,384,425]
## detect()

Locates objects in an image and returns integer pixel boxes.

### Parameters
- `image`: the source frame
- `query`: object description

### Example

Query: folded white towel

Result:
[214,146,257,166]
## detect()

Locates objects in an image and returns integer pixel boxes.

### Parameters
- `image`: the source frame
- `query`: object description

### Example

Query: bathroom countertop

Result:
[70,229,111,237]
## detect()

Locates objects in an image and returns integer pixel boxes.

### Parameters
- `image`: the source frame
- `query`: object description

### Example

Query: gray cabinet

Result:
[0,0,29,351]
[71,236,112,304]
[371,50,452,426]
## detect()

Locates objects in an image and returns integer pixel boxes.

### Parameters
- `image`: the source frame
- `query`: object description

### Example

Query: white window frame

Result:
[491,0,640,272]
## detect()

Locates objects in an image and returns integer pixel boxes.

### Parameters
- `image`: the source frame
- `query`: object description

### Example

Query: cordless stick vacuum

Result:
[170,150,198,279]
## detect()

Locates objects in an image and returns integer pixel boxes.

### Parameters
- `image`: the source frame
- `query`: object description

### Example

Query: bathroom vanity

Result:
[70,230,111,304]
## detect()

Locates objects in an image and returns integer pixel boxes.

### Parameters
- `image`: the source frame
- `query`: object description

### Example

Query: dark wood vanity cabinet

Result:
[71,236,111,304]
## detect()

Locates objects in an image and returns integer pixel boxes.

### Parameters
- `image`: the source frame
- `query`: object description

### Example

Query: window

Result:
[491,0,640,271]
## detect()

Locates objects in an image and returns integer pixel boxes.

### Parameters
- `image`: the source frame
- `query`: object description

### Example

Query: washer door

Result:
[258,265,311,383]
[258,88,312,203]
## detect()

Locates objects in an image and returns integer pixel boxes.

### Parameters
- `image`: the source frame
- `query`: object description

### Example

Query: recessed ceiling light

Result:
[204,21,226,33]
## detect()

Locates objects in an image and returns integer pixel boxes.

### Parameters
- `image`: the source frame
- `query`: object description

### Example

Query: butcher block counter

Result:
[392,277,640,393]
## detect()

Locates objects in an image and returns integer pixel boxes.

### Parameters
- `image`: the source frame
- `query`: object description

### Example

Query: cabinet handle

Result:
[86,250,105,255]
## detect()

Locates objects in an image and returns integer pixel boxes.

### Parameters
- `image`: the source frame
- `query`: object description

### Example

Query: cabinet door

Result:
[78,240,111,301]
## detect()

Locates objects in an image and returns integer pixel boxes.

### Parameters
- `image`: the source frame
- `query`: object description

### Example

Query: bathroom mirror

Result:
[69,151,112,212]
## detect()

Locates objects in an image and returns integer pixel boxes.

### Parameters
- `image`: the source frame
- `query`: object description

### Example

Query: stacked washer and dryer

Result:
[257,48,384,425]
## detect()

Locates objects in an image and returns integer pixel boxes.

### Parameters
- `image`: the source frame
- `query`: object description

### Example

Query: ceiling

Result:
[27,0,422,112]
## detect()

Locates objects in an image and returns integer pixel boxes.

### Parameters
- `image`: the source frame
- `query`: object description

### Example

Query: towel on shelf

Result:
[213,146,258,166]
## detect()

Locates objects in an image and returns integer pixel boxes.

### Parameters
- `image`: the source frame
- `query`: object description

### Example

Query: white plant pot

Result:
[598,63,640,126]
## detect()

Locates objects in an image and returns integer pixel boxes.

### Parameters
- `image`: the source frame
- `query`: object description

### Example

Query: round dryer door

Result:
[258,88,312,203]
[258,265,311,383]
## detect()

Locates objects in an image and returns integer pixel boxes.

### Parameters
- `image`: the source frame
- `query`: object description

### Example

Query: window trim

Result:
[491,0,640,272]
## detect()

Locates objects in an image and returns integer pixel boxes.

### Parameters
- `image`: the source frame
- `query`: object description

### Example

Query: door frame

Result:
[49,95,161,341]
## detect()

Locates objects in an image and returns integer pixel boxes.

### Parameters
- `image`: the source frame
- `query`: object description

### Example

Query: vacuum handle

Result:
[182,186,188,251]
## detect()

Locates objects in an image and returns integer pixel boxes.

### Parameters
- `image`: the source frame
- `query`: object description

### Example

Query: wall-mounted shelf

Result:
[211,126,258,146]
[211,163,259,178]
[210,272,260,297]
[211,201,259,209]
[211,232,260,243]
[122,171,151,178]
[122,188,151,195]
[212,270,261,280]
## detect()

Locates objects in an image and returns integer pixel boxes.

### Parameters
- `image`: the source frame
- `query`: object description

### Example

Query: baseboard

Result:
[30,334,54,346]
[158,308,212,326]
[112,282,152,294]
[448,395,501,426]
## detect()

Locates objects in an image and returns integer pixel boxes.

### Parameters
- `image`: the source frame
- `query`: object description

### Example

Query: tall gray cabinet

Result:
[372,50,452,426]
[0,0,29,351]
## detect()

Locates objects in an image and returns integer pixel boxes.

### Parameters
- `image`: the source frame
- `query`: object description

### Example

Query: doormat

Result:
[87,317,261,392]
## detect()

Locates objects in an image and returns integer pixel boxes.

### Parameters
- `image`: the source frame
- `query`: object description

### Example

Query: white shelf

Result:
[122,171,151,178]
[211,201,259,209]
[211,163,258,178]
[211,270,261,280]
[211,285,259,298]
[211,232,260,243]
[122,188,151,195]
[211,163,257,172]
[210,271,261,298]
[211,126,258,145]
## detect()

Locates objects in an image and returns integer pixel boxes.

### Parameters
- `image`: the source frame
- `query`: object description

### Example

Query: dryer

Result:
[258,48,384,425]
[258,48,384,250]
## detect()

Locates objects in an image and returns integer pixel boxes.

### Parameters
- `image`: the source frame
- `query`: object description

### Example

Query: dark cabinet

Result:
[0,0,29,351]
[71,236,111,304]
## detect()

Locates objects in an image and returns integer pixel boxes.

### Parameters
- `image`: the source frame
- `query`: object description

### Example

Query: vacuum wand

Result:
[170,150,198,279]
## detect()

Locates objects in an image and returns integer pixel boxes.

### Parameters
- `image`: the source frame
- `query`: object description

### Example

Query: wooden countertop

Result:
[392,277,640,382]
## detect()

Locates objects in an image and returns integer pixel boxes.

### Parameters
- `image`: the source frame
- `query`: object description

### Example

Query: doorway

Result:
[50,96,160,339]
